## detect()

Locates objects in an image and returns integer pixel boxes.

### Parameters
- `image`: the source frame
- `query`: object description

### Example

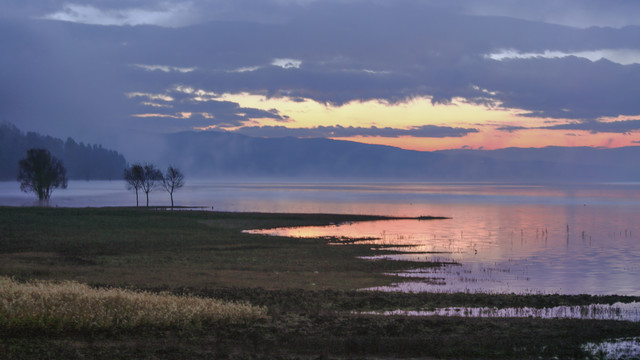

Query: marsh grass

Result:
[0,276,266,331]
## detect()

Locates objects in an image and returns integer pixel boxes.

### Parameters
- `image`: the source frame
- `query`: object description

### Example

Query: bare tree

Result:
[141,163,163,207]
[18,148,68,202]
[162,166,185,208]
[124,164,144,207]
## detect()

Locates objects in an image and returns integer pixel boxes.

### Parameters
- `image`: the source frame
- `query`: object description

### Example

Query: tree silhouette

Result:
[141,164,163,207]
[162,166,185,208]
[1,123,126,181]
[124,164,144,207]
[17,148,68,202]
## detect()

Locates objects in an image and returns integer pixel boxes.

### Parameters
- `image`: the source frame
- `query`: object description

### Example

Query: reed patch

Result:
[0,276,267,331]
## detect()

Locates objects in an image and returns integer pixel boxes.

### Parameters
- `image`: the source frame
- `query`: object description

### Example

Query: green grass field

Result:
[0,207,428,289]
[1,206,639,359]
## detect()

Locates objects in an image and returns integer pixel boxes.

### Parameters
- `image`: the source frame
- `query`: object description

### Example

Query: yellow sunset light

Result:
[218,93,522,128]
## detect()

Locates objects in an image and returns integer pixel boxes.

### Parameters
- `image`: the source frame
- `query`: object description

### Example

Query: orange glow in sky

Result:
[202,93,640,151]
[218,93,522,128]
[335,130,636,151]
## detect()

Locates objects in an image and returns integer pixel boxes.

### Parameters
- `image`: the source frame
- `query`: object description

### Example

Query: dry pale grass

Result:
[0,276,267,331]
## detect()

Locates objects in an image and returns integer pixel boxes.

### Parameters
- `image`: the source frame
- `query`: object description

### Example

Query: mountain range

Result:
[3,123,639,182]
[159,130,640,182]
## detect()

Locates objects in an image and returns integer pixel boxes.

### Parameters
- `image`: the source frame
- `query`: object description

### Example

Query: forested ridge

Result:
[0,123,126,180]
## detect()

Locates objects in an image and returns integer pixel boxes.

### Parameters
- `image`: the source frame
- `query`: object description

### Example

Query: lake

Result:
[2,180,640,296]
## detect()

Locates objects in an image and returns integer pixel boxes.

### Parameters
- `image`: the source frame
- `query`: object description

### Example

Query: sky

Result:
[1,0,640,159]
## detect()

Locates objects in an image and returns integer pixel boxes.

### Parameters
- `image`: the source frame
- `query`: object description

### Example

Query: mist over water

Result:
[2,180,640,295]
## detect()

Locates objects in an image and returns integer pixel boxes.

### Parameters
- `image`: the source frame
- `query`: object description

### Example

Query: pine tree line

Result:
[0,123,126,180]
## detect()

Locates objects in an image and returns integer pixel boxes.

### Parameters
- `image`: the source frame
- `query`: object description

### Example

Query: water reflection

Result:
[365,302,640,322]
[247,202,640,295]
[368,303,640,357]
[3,180,640,295]
[583,337,640,359]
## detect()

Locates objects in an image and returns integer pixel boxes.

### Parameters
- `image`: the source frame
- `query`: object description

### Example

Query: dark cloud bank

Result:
[1,0,639,165]
[233,125,478,138]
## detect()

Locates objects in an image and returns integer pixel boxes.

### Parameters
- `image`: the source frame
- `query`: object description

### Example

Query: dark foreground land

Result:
[1,207,639,359]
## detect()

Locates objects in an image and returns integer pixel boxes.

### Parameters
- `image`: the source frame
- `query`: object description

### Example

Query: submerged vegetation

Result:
[1,206,640,359]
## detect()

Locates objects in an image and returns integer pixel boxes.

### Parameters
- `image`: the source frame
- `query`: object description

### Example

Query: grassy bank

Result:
[1,206,640,359]
[0,207,425,290]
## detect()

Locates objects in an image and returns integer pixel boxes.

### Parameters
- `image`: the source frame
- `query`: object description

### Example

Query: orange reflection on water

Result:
[247,196,640,295]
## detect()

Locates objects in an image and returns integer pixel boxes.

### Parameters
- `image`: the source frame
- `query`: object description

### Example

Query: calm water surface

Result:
[2,180,640,295]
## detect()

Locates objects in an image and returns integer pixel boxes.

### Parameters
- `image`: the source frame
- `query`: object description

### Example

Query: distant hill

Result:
[435,147,640,181]
[161,130,442,179]
[0,123,127,180]
[160,130,640,181]
[7,124,635,182]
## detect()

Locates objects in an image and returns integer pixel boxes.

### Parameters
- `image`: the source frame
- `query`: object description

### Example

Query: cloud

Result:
[477,55,640,120]
[126,92,174,102]
[172,86,219,102]
[487,49,640,66]
[540,120,640,134]
[497,119,640,134]
[132,112,202,119]
[3,0,640,151]
[132,64,196,73]
[227,124,478,138]
[127,85,288,127]
[497,125,528,133]
[271,58,302,69]
[41,3,195,27]
[447,0,640,28]
[229,66,261,73]
[7,0,640,29]
[141,102,172,108]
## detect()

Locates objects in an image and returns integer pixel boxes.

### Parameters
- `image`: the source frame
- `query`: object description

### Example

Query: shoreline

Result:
[2,206,640,358]
[0,206,634,298]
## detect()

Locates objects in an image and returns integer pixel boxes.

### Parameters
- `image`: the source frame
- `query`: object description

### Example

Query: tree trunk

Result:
[135,190,139,207]
[170,192,174,208]
[146,192,150,207]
